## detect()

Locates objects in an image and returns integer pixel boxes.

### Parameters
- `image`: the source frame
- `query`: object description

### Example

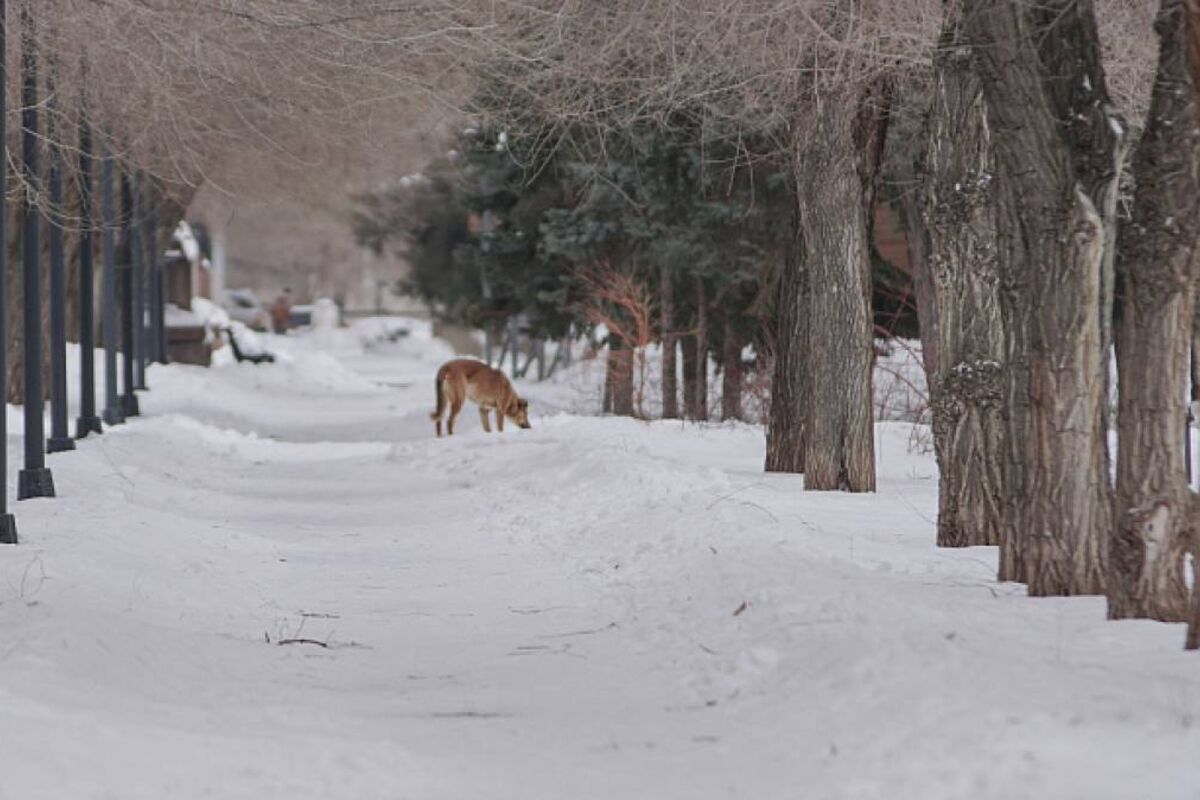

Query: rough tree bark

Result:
[765,215,806,472]
[721,315,743,421]
[1193,281,1200,407]
[965,0,1117,594]
[1031,1,1128,374]
[794,89,879,492]
[923,7,1005,549]
[1110,0,1200,621]
[660,263,678,419]
[1188,0,1200,651]
[855,78,892,253]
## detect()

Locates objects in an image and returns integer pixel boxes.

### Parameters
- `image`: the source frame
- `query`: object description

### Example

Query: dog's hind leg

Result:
[479,407,492,433]
[431,372,447,437]
[447,395,464,436]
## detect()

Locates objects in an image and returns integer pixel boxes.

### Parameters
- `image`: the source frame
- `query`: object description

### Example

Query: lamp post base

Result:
[18,468,56,500]
[103,407,125,426]
[122,394,140,418]
[47,436,76,453]
[75,415,104,438]
[0,514,17,544]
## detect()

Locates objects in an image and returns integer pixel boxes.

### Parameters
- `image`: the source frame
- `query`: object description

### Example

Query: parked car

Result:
[222,289,269,331]
[288,304,313,329]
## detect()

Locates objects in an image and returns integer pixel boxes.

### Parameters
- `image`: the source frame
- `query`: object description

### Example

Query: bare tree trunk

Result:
[1189,0,1200,90]
[1183,0,1200,650]
[1031,2,1127,380]
[694,275,708,421]
[856,78,892,247]
[602,342,615,413]
[765,213,805,473]
[923,8,1005,549]
[721,315,743,421]
[795,92,876,492]
[1110,0,1200,621]
[661,263,678,419]
[966,0,1116,595]
[1192,281,1200,408]
[610,338,634,416]
[895,155,937,386]
[1189,559,1200,649]
[681,324,697,419]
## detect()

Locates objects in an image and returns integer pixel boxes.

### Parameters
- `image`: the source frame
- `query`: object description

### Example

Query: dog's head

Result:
[508,398,532,429]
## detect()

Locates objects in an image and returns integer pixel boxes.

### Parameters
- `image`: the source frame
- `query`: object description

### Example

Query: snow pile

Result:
[190,296,272,366]
[173,220,202,264]
[311,297,340,331]
[190,296,230,330]
[164,303,203,327]
[190,296,237,369]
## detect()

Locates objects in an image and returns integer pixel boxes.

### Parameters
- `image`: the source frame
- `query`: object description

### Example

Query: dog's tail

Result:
[430,367,446,420]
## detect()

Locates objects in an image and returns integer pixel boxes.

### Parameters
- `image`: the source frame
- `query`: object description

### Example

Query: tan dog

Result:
[431,359,531,437]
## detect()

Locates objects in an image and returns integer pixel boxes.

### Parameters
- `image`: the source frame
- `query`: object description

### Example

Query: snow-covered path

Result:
[2,322,1198,800]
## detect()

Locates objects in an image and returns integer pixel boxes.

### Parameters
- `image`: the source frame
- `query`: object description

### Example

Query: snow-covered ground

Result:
[1,320,1198,800]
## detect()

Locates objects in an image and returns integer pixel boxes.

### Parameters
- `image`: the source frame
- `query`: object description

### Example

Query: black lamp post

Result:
[131,178,144,390]
[46,59,73,454]
[153,265,167,364]
[101,145,123,427]
[140,176,157,371]
[120,175,139,418]
[0,0,18,540]
[17,2,54,500]
[75,111,102,438]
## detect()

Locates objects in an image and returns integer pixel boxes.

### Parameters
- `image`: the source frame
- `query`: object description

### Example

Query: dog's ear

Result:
[518,398,529,410]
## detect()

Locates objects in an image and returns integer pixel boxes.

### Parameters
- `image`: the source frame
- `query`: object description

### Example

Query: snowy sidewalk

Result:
[2,322,1198,800]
